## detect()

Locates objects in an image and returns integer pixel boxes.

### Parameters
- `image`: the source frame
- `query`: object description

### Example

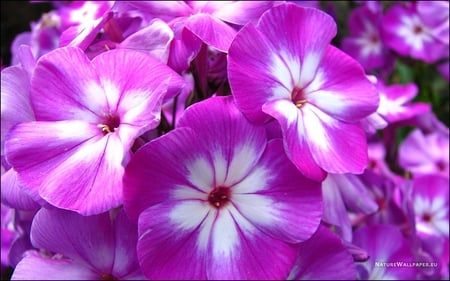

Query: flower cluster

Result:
[1,1,448,280]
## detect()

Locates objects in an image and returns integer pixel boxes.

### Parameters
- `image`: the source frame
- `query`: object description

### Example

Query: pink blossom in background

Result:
[382,2,449,63]
[341,2,395,72]
[398,129,449,179]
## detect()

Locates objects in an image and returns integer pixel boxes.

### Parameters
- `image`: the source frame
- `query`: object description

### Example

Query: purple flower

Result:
[5,46,185,215]
[11,207,144,280]
[382,2,449,63]
[341,3,395,71]
[353,224,417,280]
[374,80,431,124]
[123,96,322,279]
[228,3,379,181]
[398,129,449,178]
[412,175,449,238]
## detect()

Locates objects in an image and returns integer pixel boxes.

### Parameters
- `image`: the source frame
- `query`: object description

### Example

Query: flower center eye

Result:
[413,25,424,35]
[101,273,117,280]
[208,186,231,208]
[422,213,432,222]
[292,86,307,108]
[98,115,120,135]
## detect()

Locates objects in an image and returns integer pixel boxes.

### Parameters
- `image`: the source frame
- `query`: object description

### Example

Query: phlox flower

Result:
[382,2,449,63]
[4,46,185,215]
[228,3,379,181]
[398,128,449,178]
[374,80,430,125]
[352,224,417,280]
[411,175,449,238]
[341,2,395,71]
[11,207,144,280]
[123,96,322,280]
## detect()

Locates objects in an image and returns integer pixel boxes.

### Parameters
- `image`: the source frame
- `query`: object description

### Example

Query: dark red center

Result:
[292,86,306,107]
[99,114,120,135]
[101,273,117,280]
[413,25,424,35]
[422,213,432,222]
[208,186,231,208]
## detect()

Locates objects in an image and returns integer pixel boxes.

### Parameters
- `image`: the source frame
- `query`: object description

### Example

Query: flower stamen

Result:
[208,186,230,208]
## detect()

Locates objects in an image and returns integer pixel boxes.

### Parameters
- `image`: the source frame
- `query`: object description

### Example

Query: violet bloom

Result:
[398,129,449,179]
[412,175,449,238]
[287,224,357,280]
[11,207,144,280]
[341,3,395,71]
[382,2,449,63]
[228,3,379,181]
[353,224,417,280]
[5,46,185,215]
[374,80,430,125]
[123,96,322,280]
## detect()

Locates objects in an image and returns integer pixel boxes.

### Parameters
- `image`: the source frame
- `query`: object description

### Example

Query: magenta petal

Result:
[228,23,287,123]
[111,210,144,279]
[1,66,34,150]
[184,13,237,52]
[262,99,326,181]
[123,127,211,222]
[118,19,174,63]
[137,202,208,280]
[177,96,267,186]
[92,48,185,116]
[12,250,99,280]
[321,176,353,241]
[232,139,322,243]
[126,1,192,18]
[212,1,275,25]
[330,173,378,214]
[30,208,115,272]
[205,211,298,280]
[30,47,106,122]
[289,224,357,280]
[6,121,124,215]
[307,45,379,122]
[0,169,40,211]
[302,105,369,174]
[256,3,336,66]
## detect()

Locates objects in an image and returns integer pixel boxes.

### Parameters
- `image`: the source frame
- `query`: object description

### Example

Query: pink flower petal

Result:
[302,105,369,174]
[232,139,322,243]
[12,250,99,280]
[184,13,237,52]
[177,96,267,187]
[30,47,106,122]
[262,99,326,181]
[123,127,212,222]
[306,45,379,122]
[288,224,357,280]
[137,202,209,280]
